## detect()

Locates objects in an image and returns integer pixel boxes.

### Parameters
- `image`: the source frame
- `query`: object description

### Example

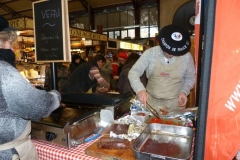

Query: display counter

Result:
[31,93,196,160]
[32,119,195,160]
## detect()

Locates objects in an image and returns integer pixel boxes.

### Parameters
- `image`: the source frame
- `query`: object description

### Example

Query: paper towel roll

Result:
[100,109,114,127]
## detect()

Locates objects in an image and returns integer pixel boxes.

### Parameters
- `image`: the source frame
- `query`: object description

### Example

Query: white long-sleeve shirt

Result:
[128,46,196,96]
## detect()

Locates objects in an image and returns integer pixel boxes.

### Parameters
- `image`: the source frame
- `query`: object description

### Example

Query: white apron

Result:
[146,56,185,112]
[0,121,39,160]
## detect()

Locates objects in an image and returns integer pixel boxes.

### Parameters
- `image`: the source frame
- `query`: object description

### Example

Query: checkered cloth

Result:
[32,139,100,160]
[32,130,195,160]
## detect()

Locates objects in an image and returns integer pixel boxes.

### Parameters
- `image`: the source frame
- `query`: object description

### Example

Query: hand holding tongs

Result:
[146,102,161,119]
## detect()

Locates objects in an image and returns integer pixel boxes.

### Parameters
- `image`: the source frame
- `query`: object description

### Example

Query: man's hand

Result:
[137,90,148,106]
[113,75,119,80]
[98,86,109,92]
[60,102,66,108]
[178,92,188,106]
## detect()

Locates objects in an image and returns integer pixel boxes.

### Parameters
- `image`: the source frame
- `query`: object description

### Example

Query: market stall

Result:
[31,92,197,160]
[6,1,199,159]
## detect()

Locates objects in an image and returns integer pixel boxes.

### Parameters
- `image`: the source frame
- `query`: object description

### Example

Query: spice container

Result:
[132,111,149,123]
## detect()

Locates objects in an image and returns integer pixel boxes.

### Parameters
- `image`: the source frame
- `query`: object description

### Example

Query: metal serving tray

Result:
[131,123,193,160]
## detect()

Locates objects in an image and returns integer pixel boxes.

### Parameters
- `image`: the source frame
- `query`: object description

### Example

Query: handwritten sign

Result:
[33,0,71,62]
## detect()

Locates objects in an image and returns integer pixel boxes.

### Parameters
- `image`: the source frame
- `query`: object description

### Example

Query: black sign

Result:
[33,0,65,61]
[108,40,117,49]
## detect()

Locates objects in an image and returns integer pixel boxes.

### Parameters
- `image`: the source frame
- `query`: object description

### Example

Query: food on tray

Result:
[97,137,129,149]
[159,108,168,115]
[140,139,181,157]
[136,112,146,116]
[106,124,129,134]
[127,123,146,135]
[148,117,184,126]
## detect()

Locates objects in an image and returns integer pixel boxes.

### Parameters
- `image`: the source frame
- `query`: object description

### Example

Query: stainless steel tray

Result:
[31,107,101,148]
[131,123,193,160]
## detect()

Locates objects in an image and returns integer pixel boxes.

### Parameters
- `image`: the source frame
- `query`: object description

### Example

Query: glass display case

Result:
[16,62,46,88]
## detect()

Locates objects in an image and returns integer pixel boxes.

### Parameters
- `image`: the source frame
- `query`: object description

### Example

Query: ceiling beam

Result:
[156,0,160,30]
[77,0,94,30]
[77,0,91,12]
[0,2,21,17]
[132,0,140,38]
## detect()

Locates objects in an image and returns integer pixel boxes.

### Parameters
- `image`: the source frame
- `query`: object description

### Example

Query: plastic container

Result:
[132,111,149,123]
[130,105,137,115]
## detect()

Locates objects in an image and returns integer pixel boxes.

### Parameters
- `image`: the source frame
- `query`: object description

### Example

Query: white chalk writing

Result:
[225,82,240,111]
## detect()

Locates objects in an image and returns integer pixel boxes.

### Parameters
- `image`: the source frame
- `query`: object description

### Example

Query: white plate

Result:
[107,92,120,94]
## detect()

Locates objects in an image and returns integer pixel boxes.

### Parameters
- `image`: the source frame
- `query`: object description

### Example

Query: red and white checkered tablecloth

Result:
[32,139,100,160]
[32,130,195,160]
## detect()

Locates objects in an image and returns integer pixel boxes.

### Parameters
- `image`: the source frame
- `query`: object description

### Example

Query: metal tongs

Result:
[130,96,161,118]
[146,102,161,118]
[146,101,198,119]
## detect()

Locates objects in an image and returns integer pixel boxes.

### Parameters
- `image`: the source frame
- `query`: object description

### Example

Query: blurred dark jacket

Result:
[118,59,148,95]
[44,63,71,92]
[100,59,112,83]
[69,54,80,73]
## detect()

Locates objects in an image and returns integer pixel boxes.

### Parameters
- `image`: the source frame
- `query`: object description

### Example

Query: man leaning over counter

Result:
[61,54,110,94]
[128,25,196,115]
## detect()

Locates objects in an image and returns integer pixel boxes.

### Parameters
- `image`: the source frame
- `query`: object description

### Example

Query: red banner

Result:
[194,0,201,105]
[205,0,240,159]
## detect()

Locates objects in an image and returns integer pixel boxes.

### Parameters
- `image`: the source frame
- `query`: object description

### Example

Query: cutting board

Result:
[85,134,135,160]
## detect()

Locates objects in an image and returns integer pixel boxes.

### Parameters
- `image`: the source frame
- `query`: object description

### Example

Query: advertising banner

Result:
[205,0,240,159]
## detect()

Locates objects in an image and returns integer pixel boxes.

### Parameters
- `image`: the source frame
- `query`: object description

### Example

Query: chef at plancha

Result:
[128,25,196,114]
[0,16,61,160]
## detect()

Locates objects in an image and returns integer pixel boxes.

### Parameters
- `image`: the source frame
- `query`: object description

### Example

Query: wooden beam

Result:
[132,0,140,38]
[0,2,21,17]
[77,0,94,30]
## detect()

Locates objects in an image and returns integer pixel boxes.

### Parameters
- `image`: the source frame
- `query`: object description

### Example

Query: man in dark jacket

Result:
[61,54,110,93]
[118,53,147,95]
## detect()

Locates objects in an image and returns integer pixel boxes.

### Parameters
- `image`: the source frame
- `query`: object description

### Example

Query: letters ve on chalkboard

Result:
[33,0,71,62]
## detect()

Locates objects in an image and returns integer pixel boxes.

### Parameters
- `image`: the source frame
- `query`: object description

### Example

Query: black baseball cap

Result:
[158,25,191,56]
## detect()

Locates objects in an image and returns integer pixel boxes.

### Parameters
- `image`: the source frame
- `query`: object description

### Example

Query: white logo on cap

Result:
[171,32,182,41]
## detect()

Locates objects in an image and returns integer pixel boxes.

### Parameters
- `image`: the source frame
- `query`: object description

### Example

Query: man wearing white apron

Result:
[128,25,195,114]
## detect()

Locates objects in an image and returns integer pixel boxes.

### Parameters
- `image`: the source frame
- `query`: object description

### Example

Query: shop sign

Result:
[84,40,92,46]
[8,17,34,29]
[132,44,143,51]
[120,42,132,50]
[70,28,107,41]
[120,41,143,51]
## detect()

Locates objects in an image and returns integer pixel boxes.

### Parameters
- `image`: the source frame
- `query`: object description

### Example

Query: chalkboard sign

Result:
[33,0,71,62]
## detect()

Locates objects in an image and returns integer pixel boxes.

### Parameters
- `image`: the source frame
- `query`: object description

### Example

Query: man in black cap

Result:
[128,25,195,115]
